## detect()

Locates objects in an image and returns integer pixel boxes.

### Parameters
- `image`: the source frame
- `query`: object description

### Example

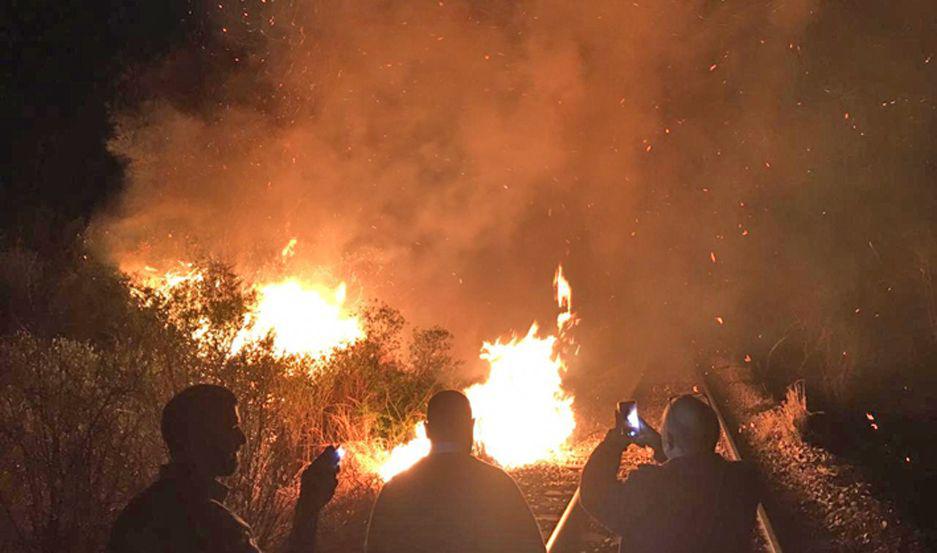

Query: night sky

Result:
[3,0,191,248]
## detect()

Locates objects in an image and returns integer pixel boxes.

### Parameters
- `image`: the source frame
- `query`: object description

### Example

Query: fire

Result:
[375,265,576,480]
[554,265,574,332]
[280,238,298,259]
[235,279,363,357]
[135,263,363,359]
[375,423,432,482]
[466,323,575,467]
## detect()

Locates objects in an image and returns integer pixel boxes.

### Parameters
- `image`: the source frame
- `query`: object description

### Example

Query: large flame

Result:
[466,323,575,467]
[236,279,363,357]
[135,258,363,358]
[374,265,576,481]
[375,423,432,481]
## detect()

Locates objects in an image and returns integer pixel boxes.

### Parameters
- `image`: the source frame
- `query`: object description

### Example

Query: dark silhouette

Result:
[580,394,761,553]
[107,384,339,553]
[365,390,545,553]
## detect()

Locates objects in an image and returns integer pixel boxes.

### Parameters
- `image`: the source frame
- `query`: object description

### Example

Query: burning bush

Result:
[0,250,454,553]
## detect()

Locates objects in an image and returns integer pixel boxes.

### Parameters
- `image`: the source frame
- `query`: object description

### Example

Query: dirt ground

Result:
[707,363,930,552]
[315,366,925,553]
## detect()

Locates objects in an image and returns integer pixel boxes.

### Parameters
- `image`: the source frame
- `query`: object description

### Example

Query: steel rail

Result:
[544,487,583,553]
[545,375,783,553]
[699,371,783,553]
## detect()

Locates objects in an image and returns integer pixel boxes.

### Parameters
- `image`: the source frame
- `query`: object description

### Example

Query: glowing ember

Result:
[237,279,363,357]
[554,265,574,332]
[376,266,576,480]
[281,238,298,259]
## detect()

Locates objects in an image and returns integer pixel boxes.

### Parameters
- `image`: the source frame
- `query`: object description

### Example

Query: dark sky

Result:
[2,0,192,248]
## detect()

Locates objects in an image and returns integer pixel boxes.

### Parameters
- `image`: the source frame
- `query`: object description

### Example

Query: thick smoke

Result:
[91,0,937,411]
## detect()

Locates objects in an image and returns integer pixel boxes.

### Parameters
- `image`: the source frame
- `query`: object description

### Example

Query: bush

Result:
[0,334,162,553]
[0,250,454,552]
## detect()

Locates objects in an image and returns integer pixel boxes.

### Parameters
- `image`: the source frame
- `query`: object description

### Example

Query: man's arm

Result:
[579,428,662,536]
[286,447,340,553]
[579,432,632,535]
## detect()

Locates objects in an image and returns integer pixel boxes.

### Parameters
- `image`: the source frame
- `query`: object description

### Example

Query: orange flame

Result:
[554,264,574,332]
[375,265,576,480]
[466,323,575,467]
[235,278,363,357]
[134,263,363,359]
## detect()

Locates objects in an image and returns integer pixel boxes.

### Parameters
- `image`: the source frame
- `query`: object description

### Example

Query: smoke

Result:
[91,0,937,408]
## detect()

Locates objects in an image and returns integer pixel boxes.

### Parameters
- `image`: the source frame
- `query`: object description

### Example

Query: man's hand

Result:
[297,445,340,514]
[602,428,632,450]
[603,416,664,460]
[632,416,662,451]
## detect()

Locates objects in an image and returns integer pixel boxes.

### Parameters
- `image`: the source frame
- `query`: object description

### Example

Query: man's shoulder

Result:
[626,462,665,481]
[108,479,179,551]
[466,455,522,487]
[114,478,178,526]
[110,478,257,552]
[383,454,517,491]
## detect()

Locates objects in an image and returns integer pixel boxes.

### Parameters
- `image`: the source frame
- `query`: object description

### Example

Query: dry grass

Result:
[752,380,810,445]
[0,257,452,553]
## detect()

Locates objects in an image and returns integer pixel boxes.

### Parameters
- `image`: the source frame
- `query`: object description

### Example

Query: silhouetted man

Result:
[365,390,545,553]
[580,394,760,553]
[108,384,339,553]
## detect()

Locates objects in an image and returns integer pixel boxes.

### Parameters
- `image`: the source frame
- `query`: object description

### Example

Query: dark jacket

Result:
[365,452,546,553]
[580,440,760,553]
[108,464,261,553]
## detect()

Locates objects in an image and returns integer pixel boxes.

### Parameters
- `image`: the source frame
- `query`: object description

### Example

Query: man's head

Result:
[161,384,246,477]
[660,394,720,459]
[425,390,474,452]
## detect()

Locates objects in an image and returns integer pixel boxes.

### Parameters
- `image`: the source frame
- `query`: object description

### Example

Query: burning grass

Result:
[0,252,453,553]
[0,249,583,553]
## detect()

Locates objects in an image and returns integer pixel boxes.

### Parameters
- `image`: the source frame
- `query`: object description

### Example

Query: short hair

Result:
[161,384,237,456]
[426,390,472,436]
[664,394,720,453]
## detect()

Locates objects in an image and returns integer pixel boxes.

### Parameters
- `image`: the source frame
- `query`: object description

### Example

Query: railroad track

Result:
[514,372,783,553]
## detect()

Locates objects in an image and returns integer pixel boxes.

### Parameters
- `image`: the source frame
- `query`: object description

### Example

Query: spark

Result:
[281,238,298,259]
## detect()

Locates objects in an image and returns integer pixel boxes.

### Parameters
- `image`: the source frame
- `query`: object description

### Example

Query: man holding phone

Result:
[108,384,340,553]
[580,394,761,553]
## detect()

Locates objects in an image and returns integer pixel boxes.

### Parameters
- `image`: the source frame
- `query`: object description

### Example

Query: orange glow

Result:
[376,266,576,480]
[236,279,364,357]
[555,265,574,332]
[135,264,363,359]
[466,323,575,467]
[376,423,431,482]
[280,237,298,259]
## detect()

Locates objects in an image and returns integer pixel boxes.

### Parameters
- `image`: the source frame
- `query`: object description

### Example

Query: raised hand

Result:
[297,445,340,513]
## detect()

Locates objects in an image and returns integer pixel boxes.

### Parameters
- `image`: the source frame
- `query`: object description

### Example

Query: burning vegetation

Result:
[126,252,579,483]
[4,0,937,551]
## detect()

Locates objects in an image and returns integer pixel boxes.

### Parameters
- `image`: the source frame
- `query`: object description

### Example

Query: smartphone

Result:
[330,445,346,466]
[616,401,641,437]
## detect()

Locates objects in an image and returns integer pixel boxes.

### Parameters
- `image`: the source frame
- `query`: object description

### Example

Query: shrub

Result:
[0,252,454,552]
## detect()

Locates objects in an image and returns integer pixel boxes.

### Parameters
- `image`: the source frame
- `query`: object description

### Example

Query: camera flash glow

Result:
[336,446,346,459]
